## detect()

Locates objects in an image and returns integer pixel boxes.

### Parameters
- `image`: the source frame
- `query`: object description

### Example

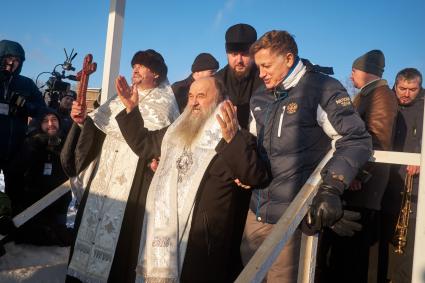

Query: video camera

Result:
[36,48,79,109]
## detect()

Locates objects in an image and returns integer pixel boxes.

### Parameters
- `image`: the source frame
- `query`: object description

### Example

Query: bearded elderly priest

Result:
[115,76,270,283]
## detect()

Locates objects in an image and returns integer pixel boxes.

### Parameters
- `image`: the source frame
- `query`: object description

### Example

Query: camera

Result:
[36,48,78,109]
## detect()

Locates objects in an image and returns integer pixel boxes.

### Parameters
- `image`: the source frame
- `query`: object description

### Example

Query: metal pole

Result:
[100,0,126,104]
[411,97,425,283]
[297,234,319,283]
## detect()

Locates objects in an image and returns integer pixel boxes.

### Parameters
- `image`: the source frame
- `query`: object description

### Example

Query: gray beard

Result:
[174,102,218,146]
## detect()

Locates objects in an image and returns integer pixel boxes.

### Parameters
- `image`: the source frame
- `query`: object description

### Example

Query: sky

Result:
[2,0,425,95]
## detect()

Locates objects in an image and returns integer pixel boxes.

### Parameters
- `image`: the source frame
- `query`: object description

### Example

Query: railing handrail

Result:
[236,150,421,283]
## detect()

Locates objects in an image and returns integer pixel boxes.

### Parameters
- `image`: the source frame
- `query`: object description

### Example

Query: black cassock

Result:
[116,107,270,283]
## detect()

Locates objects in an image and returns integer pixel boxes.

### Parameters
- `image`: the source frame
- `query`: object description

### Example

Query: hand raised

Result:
[216,100,239,143]
[70,101,87,125]
[115,75,139,113]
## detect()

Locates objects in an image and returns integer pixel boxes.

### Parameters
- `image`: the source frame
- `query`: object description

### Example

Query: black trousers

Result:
[316,207,380,283]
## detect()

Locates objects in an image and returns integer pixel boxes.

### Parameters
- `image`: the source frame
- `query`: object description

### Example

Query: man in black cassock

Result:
[115,76,270,282]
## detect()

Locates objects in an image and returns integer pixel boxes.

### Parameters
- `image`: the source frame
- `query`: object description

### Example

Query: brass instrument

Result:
[393,174,414,254]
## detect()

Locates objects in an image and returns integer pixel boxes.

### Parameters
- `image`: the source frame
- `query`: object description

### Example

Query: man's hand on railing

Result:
[330,210,362,237]
[307,183,343,231]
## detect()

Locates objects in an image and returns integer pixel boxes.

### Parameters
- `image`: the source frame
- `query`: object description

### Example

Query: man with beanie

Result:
[0,40,46,207]
[6,108,73,246]
[172,52,219,113]
[216,23,263,129]
[62,49,179,283]
[317,49,398,283]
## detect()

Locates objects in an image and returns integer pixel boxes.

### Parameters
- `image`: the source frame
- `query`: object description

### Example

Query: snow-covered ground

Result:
[0,172,77,282]
[0,242,69,282]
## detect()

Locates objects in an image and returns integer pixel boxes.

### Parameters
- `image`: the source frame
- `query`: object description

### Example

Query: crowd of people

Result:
[0,23,423,283]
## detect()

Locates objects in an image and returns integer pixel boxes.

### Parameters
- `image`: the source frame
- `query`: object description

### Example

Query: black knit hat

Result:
[352,49,385,77]
[131,49,168,83]
[225,23,257,53]
[191,53,219,73]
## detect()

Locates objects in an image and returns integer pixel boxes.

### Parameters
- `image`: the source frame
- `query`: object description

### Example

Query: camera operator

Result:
[0,40,46,208]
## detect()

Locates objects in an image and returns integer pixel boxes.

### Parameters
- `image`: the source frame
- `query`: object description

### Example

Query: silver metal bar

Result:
[235,150,334,283]
[0,181,71,241]
[100,0,126,104]
[297,233,319,283]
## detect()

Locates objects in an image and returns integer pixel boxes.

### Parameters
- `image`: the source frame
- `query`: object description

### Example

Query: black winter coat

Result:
[382,92,424,216]
[0,75,45,163]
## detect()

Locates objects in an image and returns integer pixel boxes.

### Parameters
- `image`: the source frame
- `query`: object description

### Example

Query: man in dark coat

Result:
[115,76,270,282]
[0,39,46,202]
[379,68,423,283]
[215,23,263,130]
[62,49,179,283]
[318,49,398,283]
[172,53,219,113]
[7,108,72,246]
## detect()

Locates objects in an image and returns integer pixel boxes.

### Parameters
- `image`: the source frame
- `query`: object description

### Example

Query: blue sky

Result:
[2,0,425,94]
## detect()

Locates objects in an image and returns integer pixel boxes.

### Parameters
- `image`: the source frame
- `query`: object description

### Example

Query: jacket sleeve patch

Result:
[335,96,352,107]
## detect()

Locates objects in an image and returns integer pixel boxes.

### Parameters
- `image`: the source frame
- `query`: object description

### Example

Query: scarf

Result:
[281,57,307,90]
[135,105,223,283]
[67,81,179,283]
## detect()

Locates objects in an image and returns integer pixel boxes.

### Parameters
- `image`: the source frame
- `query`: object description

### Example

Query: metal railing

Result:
[236,150,422,283]
[0,150,422,282]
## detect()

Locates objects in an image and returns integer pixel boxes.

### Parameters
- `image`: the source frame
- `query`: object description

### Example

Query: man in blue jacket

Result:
[241,30,372,282]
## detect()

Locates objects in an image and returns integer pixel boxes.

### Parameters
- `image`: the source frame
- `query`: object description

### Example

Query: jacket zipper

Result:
[277,106,286,138]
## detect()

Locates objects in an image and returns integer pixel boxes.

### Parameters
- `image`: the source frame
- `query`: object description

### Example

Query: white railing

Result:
[0,151,422,281]
[236,150,422,283]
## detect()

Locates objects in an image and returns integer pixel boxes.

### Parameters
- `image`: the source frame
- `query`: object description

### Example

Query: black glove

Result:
[307,183,343,231]
[0,215,16,235]
[330,210,362,237]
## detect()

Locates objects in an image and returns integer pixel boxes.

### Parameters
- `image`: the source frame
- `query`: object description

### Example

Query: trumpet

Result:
[393,174,413,254]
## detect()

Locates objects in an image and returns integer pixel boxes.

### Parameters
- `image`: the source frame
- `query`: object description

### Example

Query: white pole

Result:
[412,96,425,283]
[100,0,126,104]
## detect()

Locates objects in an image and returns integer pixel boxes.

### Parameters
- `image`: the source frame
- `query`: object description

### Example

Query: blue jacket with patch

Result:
[250,60,372,224]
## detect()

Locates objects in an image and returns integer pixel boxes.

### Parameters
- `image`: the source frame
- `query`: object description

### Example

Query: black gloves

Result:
[307,183,343,231]
[330,210,362,237]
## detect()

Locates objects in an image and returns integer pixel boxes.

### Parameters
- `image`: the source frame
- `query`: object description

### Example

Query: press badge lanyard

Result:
[43,154,53,176]
[0,78,12,115]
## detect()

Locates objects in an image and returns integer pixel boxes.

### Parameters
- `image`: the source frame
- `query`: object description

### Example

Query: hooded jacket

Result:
[0,40,46,162]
